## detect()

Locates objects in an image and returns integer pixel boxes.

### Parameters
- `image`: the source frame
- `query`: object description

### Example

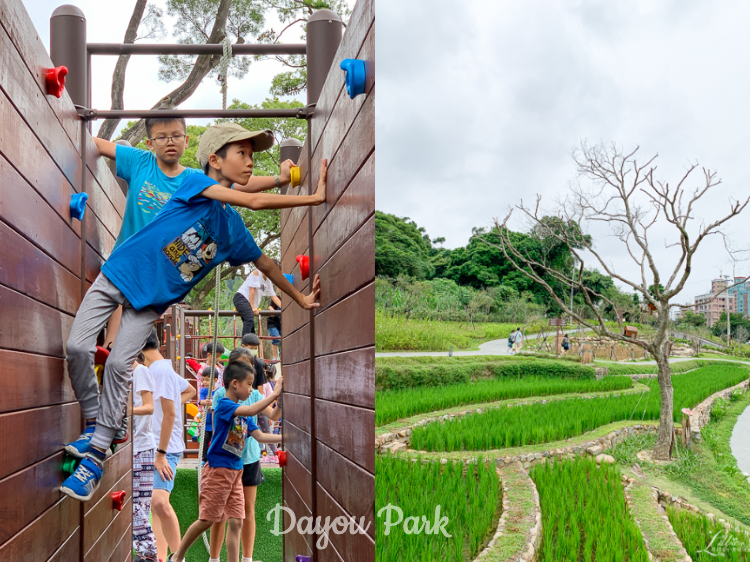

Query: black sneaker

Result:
[113,416,129,444]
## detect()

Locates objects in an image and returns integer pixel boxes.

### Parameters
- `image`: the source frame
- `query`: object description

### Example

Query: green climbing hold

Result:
[62,456,78,476]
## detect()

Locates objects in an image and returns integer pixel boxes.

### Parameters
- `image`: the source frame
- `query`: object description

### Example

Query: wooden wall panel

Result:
[283,359,311,396]
[314,401,374,473]
[285,421,312,471]
[0,0,128,556]
[284,477,313,562]
[314,284,375,357]
[315,347,375,409]
[285,451,312,510]
[316,484,375,562]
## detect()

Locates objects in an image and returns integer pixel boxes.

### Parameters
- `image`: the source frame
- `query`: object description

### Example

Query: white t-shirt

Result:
[236,271,276,308]
[150,359,190,454]
[133,364,156,453]
[514,331,523,343]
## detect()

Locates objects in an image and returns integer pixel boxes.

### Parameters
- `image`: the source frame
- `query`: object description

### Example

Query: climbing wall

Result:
[0,1,131,560]
[280,0,375,560]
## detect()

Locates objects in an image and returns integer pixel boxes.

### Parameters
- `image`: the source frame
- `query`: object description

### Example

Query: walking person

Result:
[513,327,524,353]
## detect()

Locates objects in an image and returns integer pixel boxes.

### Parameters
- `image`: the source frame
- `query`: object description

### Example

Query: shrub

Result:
[711,397,729,421]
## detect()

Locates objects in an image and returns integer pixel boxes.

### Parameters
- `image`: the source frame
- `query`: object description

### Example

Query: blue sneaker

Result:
[60,455,103,501]
[65,424,96,458]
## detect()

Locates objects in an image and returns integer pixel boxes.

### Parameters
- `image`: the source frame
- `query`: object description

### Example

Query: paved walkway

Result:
[731,404,750,478]
[375,329,583,358]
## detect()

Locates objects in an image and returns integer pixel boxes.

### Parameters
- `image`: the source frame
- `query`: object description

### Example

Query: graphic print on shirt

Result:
[137,181,172,215]
[162,219,219,282]
[223,415,247,457]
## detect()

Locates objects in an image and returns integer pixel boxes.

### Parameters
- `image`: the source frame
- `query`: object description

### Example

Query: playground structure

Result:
[0,0,374,560]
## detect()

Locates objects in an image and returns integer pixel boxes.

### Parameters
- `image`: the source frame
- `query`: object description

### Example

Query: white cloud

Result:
[376,0,750,300]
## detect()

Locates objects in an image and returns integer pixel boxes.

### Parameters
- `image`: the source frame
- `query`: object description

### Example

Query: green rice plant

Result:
[376,375,633,426]
[531,457,649,561]
[610,432,658,466]
[603,360,709,376]
[712,398,730,421]
[410,365,749,452]
[667,506,750,561]
[375,456,500,562]
[376,359,596,391]
[731,388,745,402]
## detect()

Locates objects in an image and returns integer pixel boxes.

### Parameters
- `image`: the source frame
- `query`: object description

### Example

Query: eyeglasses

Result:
[149,135,186,146]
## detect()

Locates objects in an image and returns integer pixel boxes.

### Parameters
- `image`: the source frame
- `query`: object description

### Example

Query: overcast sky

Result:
[376,0,750,301]
[26,0,311,136]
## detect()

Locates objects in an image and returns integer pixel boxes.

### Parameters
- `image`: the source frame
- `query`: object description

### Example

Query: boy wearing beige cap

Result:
[61,122,325,503]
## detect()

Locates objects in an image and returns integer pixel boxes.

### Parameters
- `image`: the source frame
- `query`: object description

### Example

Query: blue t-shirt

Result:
[113,144,203,249]
[208,397,260,470]
[213,387,264,464]
[200,387,213,431]
[102,174,263,313]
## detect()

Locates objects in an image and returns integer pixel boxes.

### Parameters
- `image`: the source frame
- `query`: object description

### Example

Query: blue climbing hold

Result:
[340,58,366,99]
[70,192,88,220]
[283,273,294,284]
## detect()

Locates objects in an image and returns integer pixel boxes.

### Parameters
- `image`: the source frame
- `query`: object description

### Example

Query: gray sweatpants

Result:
[66,274,161,451]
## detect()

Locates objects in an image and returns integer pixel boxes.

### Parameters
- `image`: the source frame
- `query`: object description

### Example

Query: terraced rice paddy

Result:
[376,375,634,426]
[667,506,750,561]
[531,458,649,561]
[375,456,500,562]
[410,365,749,452]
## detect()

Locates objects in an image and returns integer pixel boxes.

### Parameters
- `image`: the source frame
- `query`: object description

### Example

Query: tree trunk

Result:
[653,350,674,460]
[97,0,147,141]
[118,0,234,146]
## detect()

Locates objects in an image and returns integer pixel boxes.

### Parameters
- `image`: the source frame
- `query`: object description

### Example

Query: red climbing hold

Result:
[45,66,68,98]
[278,450,287,467]
[295,255,309,281]
[111,490,126,511]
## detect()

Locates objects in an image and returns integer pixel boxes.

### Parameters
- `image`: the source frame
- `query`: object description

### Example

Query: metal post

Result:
[279,138,303,195]
[50,5,87,107]
[306,9,343,107]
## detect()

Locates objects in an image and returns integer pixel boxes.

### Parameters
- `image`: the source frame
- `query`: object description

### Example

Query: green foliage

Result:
[667,506,750,561]
[375,375,633,426]
[375,212,435,280]
[410,365,749,452]
[677,310,708,328]
[712,397,730,421]
[531,458,649,562]
[376,358,596,391]
[376,457,500,562]
[712,311,750,339]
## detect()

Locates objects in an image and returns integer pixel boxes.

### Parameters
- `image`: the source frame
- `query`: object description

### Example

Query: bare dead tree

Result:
[481,142,749,460]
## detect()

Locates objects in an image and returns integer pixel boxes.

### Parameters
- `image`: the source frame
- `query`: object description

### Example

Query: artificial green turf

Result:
[171,468,283,562]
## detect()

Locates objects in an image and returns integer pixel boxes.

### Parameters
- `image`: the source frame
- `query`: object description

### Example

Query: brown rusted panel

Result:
[312,91,375,233]
[0,0,81,149]
[285,449,312,511]
[0,284,74,357]
[285,420,312,471]
[282,323,310,365]
[0,350,73,413]
[0,221,81,315]
[283,478,312,562]
[0,403,80,480]
[310,0,375,153]
[47,527,81,562]
[315,400,375,473]
[283,359,310,396]
[314,152,374,268]
[0,452,68,544]
[315,347,375,409]
[84,470,132,551]
[83,499,132,562]
[281,207,308,262]
[108,523,134,562]
[86,243,105,283]
[0,496,79,561]
[316,441,375,539]
[0,21,82,189]
[83,442,133,512]
[316,483,375,562]
[316,214,374,312]
[284,392,311,434]
[0,152,81,276]
[314,283,375,356]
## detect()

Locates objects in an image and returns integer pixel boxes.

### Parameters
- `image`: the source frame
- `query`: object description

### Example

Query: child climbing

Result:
[206,347,282,562]
[96,116,297,349]
[168,361,282,562]
[233,262,280,337]
[131,353,158,562]
[61,122,326,508]
[198,341,226,388]
[267,293,282,361]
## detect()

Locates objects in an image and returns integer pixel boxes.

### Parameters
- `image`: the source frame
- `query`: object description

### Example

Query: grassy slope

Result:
[172,468,283,562]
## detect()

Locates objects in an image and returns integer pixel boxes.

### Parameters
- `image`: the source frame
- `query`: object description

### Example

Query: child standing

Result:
[168,361,282,562]
[198,342,225,388]
[131,354,158,562]
[61,123,326,505]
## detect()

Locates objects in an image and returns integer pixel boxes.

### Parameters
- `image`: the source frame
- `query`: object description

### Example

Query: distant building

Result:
[726,277,750,317]
[694,279,737,327]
